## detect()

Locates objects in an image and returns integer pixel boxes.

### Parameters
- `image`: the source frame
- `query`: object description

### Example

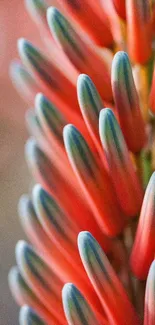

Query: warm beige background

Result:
[0,1,53,324]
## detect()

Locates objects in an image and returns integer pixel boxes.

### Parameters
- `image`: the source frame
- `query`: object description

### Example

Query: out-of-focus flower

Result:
[8,0,155,324]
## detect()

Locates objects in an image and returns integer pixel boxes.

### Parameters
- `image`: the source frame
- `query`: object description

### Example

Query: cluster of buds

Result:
[8,0,155,324]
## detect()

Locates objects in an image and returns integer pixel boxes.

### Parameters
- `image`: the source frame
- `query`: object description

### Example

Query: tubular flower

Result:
[9,0,155,324]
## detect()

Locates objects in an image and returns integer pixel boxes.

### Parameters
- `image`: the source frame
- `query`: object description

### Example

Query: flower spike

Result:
[144,260,155,325]
[19,305,46,325]
[47,7,112,102]
[62,283,102,325]
[77,74,104,153]
[112,51,146,153]
[8,0,155,321]
[78,231,140,325]
[99,108,143,216]
[130,172,155,279]
[64,124,125,237]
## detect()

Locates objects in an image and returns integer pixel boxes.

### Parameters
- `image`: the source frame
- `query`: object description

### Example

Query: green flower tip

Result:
[25,137,38,162]
[78,230,107,269]
[112,50,131,81]
[16,240,45,277]
[99,108,116,139]
[47,6,77,51]
[17,38,29,57]
[62,283,86,323]
[99,108,125,160]
[114,50,129,64]
[113,51,129,70]
[32,183,61,228]
[8,266,18,289]
[35,92,66,132]
[9,60,24,79]
[63,124,87,162]
[18,194,29,218]
[35,93,49,118]
[25,0,48,14]
[47,7,63,35]
[62,282,77,303]
[63,124,77,146]
[35,92,45,109]
[78,231,94,257]
[15,240,30,264]
[32,183,49,211]
[19,305,46,325]
[17,38,41,66]
[112,50,133,91]
[77,74,92,91]
[77,74,101,106]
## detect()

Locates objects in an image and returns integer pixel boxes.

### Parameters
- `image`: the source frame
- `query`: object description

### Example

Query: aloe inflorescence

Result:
[9,1,155,324]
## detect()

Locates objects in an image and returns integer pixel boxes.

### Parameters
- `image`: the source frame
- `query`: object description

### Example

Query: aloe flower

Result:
[9,0,155,324]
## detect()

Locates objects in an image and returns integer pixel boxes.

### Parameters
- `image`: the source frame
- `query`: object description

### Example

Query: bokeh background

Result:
[0,1,55,324]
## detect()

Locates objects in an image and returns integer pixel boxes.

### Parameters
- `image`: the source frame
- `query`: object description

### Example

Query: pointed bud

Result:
[112,51,146,153]
[77,74,104,151]
[35,93,67,157]
[78,232,140,325]
[25,0,78,84]
[35,91,94,152]
[130,173,155,279]
[62,283,102,325]
[19,305,46,325]
[18,195,58,263]
[8,266,37,307]
[56,0,113,47]
[17,38,79,117]
[25,138,55,194]
[26,110,51,157]
[25,137,75,198]
[47,7,112,102]
[15,241,65,322]
[64,124,125,237]
[99,108,143,216]
[32,184,79,260]
[8,267,55,323]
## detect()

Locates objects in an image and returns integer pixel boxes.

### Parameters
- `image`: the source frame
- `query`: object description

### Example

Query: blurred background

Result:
[0,1,56,324]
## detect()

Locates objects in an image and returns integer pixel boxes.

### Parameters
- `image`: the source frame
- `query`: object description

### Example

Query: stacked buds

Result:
[9,0,155,324]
